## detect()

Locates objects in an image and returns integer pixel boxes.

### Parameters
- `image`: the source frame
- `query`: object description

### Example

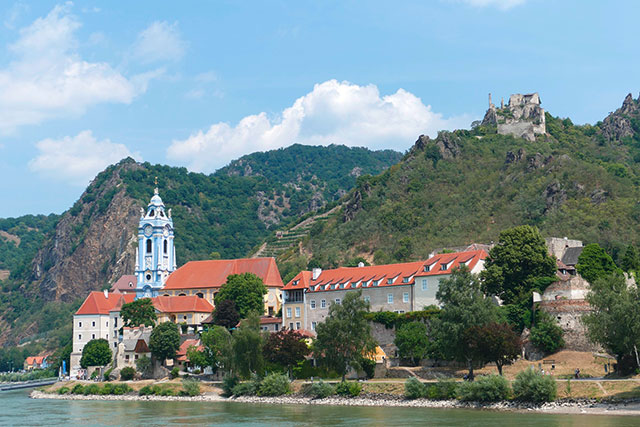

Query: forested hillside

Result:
[277,94,640,272]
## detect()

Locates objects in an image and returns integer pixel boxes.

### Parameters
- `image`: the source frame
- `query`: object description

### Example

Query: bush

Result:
[457,375,510,402]
[530,314,565,354]
[334,381,361,397]
[90,370,99,380]
[404,377,425,399]
[138,385,158,396]
[100,383,114,395]
[307,380,334,398]
[232,382,257,396]
[361,358,376,379]
[512,368,557,403]
[103,368,113,382]
[83,384,101,395]
[120,367,135,381]
[258,373,290,396]
[56,386,70,395]
[222,374,240,397]
[159,387,175,396]
[181,378,201,396]
[111,383,132,395]
[170,367,180,379]
[426,378,459,400]
[71,384,85,394]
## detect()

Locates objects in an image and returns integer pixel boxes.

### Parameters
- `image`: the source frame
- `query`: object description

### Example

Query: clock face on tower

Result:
[143,225,153,237]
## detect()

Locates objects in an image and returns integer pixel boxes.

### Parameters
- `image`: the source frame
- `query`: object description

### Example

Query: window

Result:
[78,334,82,340]
[289,323,294,330]
[310,300,316,309]
[335,298,341,305]
[125,355,130,361]
[321,299,326,308]
[91,334,95,339]
[441,263,447,271]
[296,322,301,330]
[286,307,292,318]
[374,280,380,286]
[196,292,204,299]
[387,278,393,284]
[295,307,301,317]
[106,321,108,327]
[403,277,409,283]
[422,279,427,291]
[311,321,317,331]
[92,321,95,327]
[364,296,370,303]
[146,239,152,253]
[403,292,409,303]
[387,294,394,303]
[114,318,118,328]
[424,265,431,272]
[78,322,82,327]
[164,240,168,254]
[135,354,139,360]
[274,324,279,331]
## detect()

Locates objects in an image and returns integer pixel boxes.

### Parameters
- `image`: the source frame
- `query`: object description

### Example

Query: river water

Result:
[1,389,638,426]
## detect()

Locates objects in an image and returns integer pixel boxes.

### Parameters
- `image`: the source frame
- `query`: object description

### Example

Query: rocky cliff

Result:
[601,93,640,141]
[481,93,546,141]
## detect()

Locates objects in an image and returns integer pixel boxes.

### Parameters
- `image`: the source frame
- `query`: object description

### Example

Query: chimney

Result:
[312,268,322,280]
[104,289,109,299]
[357,262,365,268]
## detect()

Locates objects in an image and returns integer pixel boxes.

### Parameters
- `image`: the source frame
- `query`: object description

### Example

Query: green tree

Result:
[432,267,498,380]
[481,225,557,306]
[135,355,152,378]
[394,321,430,366]
[530,311,565,354]
[80,339,112,368]
[312,290,377,381]
[214,273,267,318]
[620,245,639,273]
[212,299,241,329]
[232,313,266,378]
[186,346,209,370]
[200,326,233,374]
[120,298,157,328]
[577,243,619,283]
[263,328,310,377]
[466,322,521,375]
[583,273,640,373]
[149,322,180,364]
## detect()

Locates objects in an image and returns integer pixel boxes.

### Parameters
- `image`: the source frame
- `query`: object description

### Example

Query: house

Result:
[115,326,152,368]
[174,338,204,370]
[152,295,214,331]
[259,316,282,333]
[284,250,487,334]
[23,355,49,371]
[70,290,135,378]
[110,275,138,294]
[160,257,284,316]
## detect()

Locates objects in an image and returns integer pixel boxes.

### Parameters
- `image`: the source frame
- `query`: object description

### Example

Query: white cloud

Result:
[167,79,471,173]
[458,0,526,10]
[28,130,141,185]
[0,3,140,133]
[131,21,186,64]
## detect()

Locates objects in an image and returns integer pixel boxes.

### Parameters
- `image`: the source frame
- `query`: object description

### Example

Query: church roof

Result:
[110,275,137,293]
[163,257,284,290]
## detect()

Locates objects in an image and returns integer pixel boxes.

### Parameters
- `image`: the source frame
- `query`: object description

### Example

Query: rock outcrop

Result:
[601,93,640,141]
[481,93,546,141]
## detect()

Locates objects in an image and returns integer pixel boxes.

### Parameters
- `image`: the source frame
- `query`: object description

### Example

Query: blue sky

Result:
[0,0,638,217]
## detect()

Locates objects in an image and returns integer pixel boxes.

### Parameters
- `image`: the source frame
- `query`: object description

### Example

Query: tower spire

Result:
[154,176,158,195]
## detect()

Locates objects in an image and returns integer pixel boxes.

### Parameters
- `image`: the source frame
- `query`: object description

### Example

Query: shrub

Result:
[222,374,240,397]
[361,358,376,379]
[120,367,135,381]
[159,387,175,396]
[56,386,70,395]
[258,373,290,396]
[512,368,557,403]
[138,385,157,396]
[103,368,113,382]
[111,383,132,395]
[426,378,459,400]
[530,314,565,354]
[170,367,180,379]
[307,381,334,398]
[232,382,257,396]
[90,370,99,380]
[334,381,361,397]
[83,384,101,395]
[405,377,425,399]
[100,383,114,395]
[181,378,201,396]
[71,384,85,394]
[457,375,510,402]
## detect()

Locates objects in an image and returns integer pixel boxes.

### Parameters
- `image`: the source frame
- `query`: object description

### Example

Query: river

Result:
[1,389,638,426]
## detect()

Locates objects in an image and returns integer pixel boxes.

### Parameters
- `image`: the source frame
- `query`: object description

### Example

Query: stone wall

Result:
[539,300,598,352]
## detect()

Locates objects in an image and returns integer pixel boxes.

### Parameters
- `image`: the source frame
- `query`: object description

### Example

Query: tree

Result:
[232,313,266,378]
[186,346,209,370]
[577,243,619,284]
[466,322,521,375]
[394,321,430,366]
[263,328,310,377]
[136,355,152,378]
[481,225,557,306]
[432,267,498,380]
[212,299,241,329]
[80,339,112,368]
[121,298,157,328]
[200,326,233,374]
[621,245,640,273]
[583,273,640,373]
[312,290,377,381]
[149,322,180,364]
[214,273,267,318]
[530,311,565,354]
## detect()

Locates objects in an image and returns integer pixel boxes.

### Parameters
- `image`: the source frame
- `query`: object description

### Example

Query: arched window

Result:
[163,240,168,254]
[149,209,155,217]
[196,292,204,299]
[178,293,186,297]
[146,239,152,253]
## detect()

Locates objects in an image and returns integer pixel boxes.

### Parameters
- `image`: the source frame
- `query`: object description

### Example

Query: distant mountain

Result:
[0,144,401,348]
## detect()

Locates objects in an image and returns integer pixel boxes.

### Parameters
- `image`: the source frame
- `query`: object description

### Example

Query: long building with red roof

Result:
[283,249,487,333]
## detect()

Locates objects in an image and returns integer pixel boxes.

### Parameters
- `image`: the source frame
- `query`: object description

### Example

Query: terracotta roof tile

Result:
[76,292,133,315]
[152,295,214,313]
[110,275,137,293]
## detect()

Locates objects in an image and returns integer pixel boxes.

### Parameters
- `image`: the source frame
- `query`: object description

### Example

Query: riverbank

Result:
[30,389,640,416]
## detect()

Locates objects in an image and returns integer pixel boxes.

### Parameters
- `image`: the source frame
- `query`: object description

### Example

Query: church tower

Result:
[135,179,176,298]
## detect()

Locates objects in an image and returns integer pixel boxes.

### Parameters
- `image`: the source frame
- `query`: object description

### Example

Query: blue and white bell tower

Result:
[135,180,176,298]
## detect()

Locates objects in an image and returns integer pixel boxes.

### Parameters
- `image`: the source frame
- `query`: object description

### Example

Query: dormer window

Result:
[424,265,431,272]
[387,278,393,284]
[402,277,410,283]
[440,263,448,271]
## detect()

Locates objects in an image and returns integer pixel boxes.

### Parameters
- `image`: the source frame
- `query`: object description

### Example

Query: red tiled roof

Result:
[415,250,487,277]
[176,339,203,361]
[260,316,282,325]
[283,270,313,290]
[76,292,133,315]
[110,275,137,293]
[152,295,214,313]
[164,257,284,290]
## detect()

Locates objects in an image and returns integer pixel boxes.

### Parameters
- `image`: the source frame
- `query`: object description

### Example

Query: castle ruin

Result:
[481,92,546,142]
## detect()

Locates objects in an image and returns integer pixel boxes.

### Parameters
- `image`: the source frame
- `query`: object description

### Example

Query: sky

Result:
[0,0,638,217]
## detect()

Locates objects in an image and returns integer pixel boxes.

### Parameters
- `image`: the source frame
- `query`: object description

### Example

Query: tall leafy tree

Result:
[212,299,241,329]
[121,298,157,328]
[394,321,430,366]
[200,325,233,374]
[432,267,498,380]
[313,290,377,381]
[263,328,310,377]
[577,243,620,284]
[232,313,266,378]
[530,311,564,354]
[149,322,180,364]
[481,225,557,306]
[466,322,521,375]
[80,339,112,368]
[621,244,640,273]
[583,273,640,373]
[215,273,267,318]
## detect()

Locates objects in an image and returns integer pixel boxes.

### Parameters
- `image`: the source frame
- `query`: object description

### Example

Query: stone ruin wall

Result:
[539,300,599,352]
